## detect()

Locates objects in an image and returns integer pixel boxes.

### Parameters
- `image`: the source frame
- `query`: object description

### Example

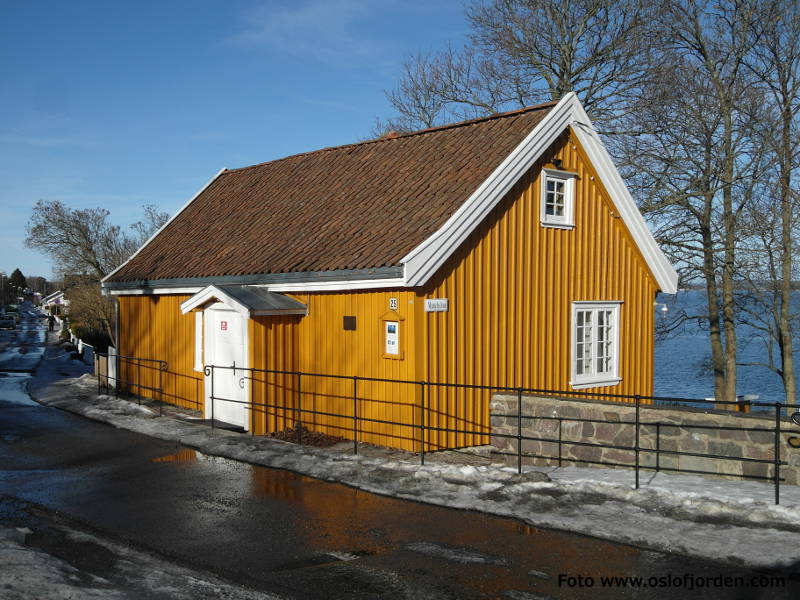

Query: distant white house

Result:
[41,290,68,314]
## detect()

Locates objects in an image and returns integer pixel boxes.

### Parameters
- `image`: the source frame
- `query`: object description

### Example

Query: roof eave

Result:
[103,266,406,295]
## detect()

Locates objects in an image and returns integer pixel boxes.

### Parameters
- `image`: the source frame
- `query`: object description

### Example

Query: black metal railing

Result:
[96,352,169,415]
[201,364,800,505]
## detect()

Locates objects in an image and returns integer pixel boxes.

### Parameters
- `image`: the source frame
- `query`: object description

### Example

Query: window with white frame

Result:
[540,169,576,227]
[571,302,621,388]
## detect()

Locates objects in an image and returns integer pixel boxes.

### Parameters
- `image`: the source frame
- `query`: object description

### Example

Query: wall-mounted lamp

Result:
[654,302,669,315]
[552,158,563,169]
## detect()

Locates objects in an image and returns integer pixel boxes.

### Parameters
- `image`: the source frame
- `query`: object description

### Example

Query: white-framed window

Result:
[540,169,577,228]
[194,311,203,372]
[571,301,621,388]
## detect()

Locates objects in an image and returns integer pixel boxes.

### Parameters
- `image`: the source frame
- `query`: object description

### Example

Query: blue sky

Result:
[0,0,468,279]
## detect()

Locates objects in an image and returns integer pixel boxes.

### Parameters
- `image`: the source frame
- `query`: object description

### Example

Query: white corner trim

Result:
[180,285,250,318]
[102,168,228,284]
[265,277,406,293]
[400,92,678,294]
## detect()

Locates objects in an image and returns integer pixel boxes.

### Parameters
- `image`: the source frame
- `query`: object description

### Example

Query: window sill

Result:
[570,377,622,390]
[540,222,575,230]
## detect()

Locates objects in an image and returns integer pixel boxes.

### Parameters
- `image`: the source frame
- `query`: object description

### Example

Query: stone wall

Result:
[490,394,800,486]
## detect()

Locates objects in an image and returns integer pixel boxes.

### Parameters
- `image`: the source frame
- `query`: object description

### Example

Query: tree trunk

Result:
[779,101,796,404]
[721,109,738,404]
[701,210,727,401]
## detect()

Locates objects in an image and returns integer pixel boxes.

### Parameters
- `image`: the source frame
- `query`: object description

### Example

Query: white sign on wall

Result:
[389,297,398,310]
[385,321,399,355]
[424,298,449,312]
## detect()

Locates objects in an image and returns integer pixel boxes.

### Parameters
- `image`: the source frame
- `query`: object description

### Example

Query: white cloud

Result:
[233,0,386,60]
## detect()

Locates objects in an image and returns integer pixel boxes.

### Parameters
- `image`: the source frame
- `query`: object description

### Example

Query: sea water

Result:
[654,290,799,408]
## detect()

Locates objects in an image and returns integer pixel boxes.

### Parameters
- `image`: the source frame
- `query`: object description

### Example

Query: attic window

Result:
[541,169,577,228]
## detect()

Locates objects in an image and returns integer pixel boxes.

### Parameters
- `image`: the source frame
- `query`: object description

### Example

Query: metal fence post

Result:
[136,361,141,405]
[775,403,782,505]
[635,395,641,490]
[419,381,426,465]
[558,417,562,467]
[353,376,358,455]
[210,365,215,429]
[517,388,523,474]
[158,367,163,416]
[298,373,303,446]
[656,422,661,473]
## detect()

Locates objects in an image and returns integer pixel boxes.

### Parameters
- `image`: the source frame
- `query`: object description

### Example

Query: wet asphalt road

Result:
[1,310,799,599]
[0,304,46,372]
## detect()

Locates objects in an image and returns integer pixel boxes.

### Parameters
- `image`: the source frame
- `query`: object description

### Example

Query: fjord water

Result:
[654,290,799,405]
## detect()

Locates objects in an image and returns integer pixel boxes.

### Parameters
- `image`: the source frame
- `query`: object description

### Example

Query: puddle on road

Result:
[179,455,705,598]
[150,449,200,464]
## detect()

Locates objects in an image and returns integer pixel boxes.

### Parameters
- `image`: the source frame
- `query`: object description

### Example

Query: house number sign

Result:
[424,298,449,312]
[389,297,398,310]
[220,320,228,331]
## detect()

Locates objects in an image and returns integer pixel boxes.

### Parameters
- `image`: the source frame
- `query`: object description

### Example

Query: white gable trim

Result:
[102,168,228,284]
[181,285,249,317]
[180,285,309,317]
[401,93,678,294]
[567,101,678,293]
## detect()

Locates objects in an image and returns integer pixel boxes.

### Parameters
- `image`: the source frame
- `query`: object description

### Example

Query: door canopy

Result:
[180,285,307,318]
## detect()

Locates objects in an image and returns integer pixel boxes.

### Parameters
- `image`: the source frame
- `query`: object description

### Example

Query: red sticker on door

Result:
[220,321,228,331]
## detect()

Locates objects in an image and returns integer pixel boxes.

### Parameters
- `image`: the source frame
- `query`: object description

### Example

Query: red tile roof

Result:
[108,102,555,283]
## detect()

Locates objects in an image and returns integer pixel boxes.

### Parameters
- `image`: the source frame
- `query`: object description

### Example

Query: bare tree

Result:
[381,0,656,133]
[735,0,800,404]
[620,0,767,403]
[27,200,133,279]
[736,184,800,402]
[25,200,168,279]
[131,204,170,248]
[65,283,117,347]
[26,201,169,347]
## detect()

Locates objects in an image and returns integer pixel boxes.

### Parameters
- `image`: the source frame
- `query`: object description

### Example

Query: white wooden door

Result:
[204,306,247,428]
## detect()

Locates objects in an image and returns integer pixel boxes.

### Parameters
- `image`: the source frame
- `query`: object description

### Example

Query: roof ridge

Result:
[225,100,558,174]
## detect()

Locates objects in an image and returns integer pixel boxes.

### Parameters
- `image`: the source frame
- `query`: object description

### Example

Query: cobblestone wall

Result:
[490,394,800,485]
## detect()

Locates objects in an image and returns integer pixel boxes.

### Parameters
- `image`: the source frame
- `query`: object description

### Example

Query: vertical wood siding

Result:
[420,130,657,449]
[249,315,300,435]
[251,290,422,449]
[118,128,659,452]
[118,295,202,410]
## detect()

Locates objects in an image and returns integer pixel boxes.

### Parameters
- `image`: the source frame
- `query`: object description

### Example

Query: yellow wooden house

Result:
[102,93,677,451]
